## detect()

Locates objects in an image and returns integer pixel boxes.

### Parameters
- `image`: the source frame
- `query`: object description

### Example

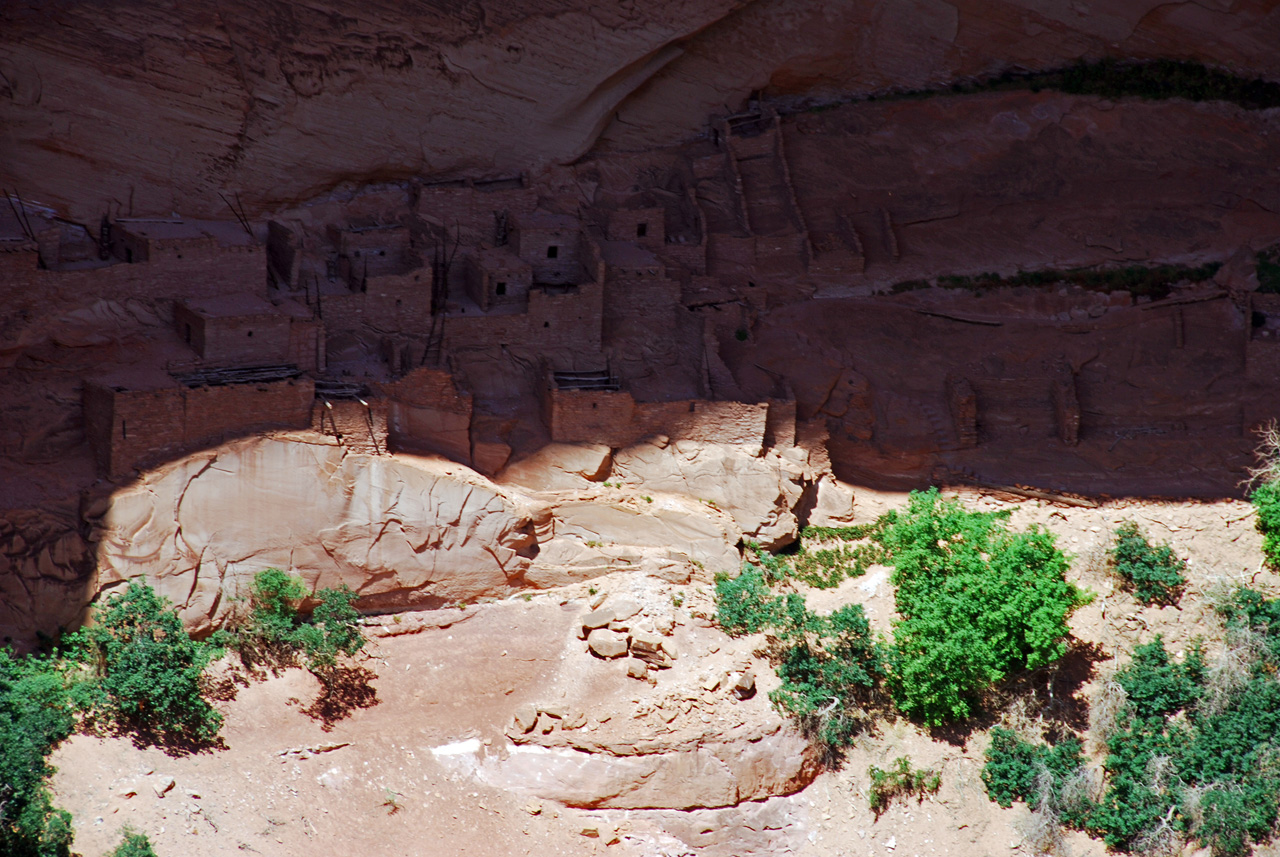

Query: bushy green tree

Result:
[881,489,1090,725]
[67,581,221,746]
[1110,521,1186,605]
[296,584,365,673]
[0,651,76,857]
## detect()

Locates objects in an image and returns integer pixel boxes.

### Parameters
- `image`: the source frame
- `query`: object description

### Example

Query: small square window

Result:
[636,223,647,238]
[496,281,507,295]
[546,245,559,259]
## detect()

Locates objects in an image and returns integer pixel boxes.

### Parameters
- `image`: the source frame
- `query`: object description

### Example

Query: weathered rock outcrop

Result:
[479,723,818,809]
[5,0,1279,219]
[0,508,93,647]
[611,439,810,549]
[88,436,537,632]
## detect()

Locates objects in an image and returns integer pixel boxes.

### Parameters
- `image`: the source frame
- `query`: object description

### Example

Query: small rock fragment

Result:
[629,629,663,655]
[588,628,629,659]
[611,599,641,621]
[152,776,175,798]
[582,608,614,632]
[734,670,756,699]
[626,659,649,680]
[513,703,539,733]
[581,826,600,838]
[660,638,678,660]
[702,673,723,692]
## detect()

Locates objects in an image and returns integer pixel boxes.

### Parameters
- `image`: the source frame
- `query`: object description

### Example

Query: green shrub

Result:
[881,489,1090,725]
[985,599,1280,857]
[713,567,780,636]
[0,650,76,857]
[296,584,365,673]
[869,756,942,816]
[1110,521,1186,605]
[219,570,365,675]
[769,603,883,750]
[1252,481,1280,570]
[67,582,222,747]
[108,828,157,857]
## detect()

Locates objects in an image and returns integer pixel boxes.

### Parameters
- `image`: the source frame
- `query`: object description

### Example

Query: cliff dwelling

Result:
[4,2,1280,856]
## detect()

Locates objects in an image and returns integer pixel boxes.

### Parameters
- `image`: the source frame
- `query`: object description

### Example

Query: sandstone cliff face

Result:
[4,0,1279,220]
[88,436,537,632]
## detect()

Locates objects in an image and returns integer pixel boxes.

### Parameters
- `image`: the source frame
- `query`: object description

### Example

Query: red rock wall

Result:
[6,1,1280,220]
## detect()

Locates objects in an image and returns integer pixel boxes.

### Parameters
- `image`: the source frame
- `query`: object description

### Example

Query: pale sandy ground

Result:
[50,486,1278,857]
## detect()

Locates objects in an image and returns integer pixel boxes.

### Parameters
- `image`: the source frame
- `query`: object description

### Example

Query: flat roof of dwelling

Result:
[180,293,284,318]
[600,240,660,267]
[114,218,256,246]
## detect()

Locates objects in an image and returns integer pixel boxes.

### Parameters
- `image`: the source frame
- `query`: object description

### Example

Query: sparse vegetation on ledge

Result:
[889,261,1223,300]
[869,756,942,817]
[802,59,1280,113]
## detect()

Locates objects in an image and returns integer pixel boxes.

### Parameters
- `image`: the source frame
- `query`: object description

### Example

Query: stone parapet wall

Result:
[445,280,604,358]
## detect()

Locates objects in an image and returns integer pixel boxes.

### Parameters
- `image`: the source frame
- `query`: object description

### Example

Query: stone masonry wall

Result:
[84,377,314,478]
[0,245,267,315]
